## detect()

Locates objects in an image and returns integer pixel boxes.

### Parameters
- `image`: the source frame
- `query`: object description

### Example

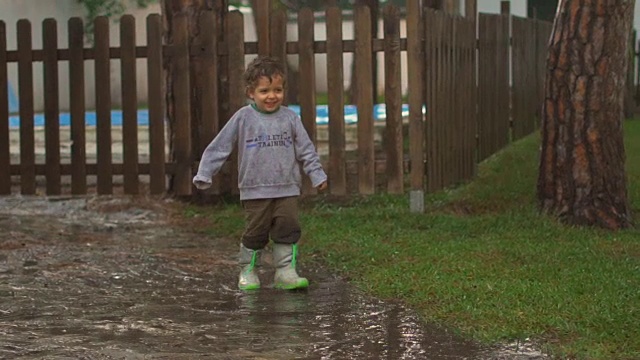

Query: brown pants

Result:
[241,196,301,250]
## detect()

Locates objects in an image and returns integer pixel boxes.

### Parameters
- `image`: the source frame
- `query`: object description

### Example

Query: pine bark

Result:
[537,0,635,230]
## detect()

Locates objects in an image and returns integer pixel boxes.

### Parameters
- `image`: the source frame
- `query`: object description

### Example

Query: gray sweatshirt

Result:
[192,105,327,200]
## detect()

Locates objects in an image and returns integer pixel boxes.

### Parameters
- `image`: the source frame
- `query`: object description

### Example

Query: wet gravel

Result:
[0,196,549,359]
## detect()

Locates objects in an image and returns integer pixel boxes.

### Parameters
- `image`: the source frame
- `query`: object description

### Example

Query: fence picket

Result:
[497,15,510,152]
[43,19,61,195]
[197,11,220,194]
[68,18,87,194]
[17,19,35,195]
[406,0,424,197]
[146,14,165,195]
[270,7,287,86]
[226,10,245,195]
[383,4,403,194]
[0,21,9,194]
[171,13,192,196]
[298,7,316,195]
[94,16,113,194]
[325,6,347,195]
[477,14,492,162]
[355,5,375,194]
[120,15,139,195]
[464,19,476,180]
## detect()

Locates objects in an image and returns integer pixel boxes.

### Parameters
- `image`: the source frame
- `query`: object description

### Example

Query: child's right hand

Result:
[316,181,328,191]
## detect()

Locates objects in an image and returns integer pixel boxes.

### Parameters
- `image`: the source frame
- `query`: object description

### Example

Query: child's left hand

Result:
[317,181,328,191]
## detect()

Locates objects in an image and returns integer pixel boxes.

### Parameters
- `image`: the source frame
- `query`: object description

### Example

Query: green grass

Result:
[186,119,640,359]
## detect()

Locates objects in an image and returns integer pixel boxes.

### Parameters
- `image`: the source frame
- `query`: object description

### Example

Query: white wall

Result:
[0,0,160,112]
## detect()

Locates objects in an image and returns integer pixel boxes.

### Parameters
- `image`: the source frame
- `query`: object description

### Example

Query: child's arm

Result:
[293,117,328,188]
[193,116,239,190]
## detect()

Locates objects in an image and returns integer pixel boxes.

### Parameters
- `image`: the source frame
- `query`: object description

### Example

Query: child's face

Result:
[248,75,284,113]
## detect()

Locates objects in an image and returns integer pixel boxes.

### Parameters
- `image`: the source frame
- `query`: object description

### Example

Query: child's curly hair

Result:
[244,56,286,95]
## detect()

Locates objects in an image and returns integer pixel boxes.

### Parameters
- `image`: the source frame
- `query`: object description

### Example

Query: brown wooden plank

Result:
[146,14,165,195]
[198,11,219,156]
[465,19,477,180]
[17,19,36,195]
[449,15,457,186]
[498,14,510,150]
[43,18,61,195]
[0,21,10,194]
[431,11,445,192]
[383,4,403,194]
[172,13,192,196]
[270,7,288,102]
[256,0,270,56]
[511,18,521,139]
[68,17,87,194]
[355,5,375,195]
[434,11,445,191]
[444,15,454,188]
[226,10,245,195]
[477,14,493,161]
[325,6,347,195]
[424,9,437,192]
[450,16,459,185]
[120,15,139,195]
[406,0,425,193]
[298,7,316,195]
[198,11,221,194]
[94,16,112,194]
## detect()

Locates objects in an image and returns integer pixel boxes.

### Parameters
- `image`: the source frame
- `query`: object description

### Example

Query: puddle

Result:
[0,196,548,359]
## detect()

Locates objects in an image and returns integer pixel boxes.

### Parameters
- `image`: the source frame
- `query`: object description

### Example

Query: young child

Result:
[193,56,328,291]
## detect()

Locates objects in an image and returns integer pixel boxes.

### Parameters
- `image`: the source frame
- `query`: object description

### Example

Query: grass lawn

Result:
[186,119,640,359]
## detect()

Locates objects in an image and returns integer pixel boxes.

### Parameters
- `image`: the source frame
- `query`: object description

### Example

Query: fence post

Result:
[407,0,424,212]
[146,14,166,195]
[196,11,219,169]
[256,0,271,56]
[355,5,375,195]
[171,13,193,196]
[298,7,317,195]
[383,4,403,194]
[326,6,347,196]
[226,10,245,195]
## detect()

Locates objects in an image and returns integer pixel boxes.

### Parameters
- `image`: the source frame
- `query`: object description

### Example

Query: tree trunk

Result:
[161,0,227,192]
[537,0,635,230]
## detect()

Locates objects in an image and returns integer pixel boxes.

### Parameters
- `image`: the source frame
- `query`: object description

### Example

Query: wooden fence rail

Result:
[0,4,552,202]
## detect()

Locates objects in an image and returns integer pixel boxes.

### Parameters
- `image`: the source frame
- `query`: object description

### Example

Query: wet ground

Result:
[0,196,548,359]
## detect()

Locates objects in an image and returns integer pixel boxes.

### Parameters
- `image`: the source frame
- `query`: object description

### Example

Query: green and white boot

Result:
[238,244,261,290]
[273,243,309,290]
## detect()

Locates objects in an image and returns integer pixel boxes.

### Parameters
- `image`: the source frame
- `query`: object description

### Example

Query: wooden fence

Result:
[0,3,552,200]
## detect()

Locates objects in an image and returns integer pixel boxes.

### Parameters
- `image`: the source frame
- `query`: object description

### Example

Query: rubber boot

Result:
[273,243,309,290]
[238,244,261,290]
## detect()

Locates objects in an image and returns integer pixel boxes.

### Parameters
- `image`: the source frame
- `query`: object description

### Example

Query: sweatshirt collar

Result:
[251,103,280,115]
